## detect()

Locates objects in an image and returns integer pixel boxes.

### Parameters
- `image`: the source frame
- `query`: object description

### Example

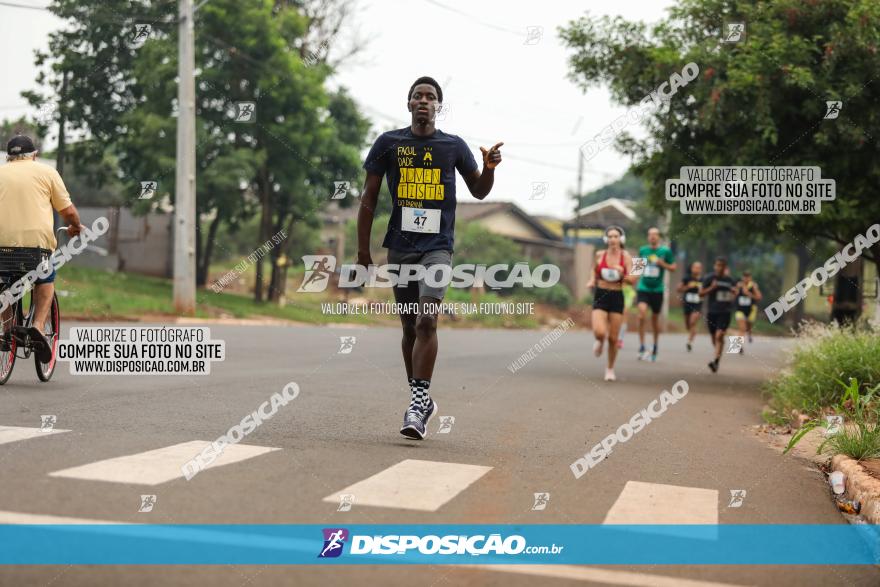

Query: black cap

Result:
[6,135,36,155]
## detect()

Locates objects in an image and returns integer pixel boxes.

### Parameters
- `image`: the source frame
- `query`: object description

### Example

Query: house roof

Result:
[456,201,561,241]
[575,197,637,220]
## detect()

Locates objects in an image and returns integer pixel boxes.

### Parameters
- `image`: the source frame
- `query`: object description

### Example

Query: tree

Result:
[26,0,370,296]
[23,1,172,182]
[575,170,647,210]
[560,0,880,320]
[0,117,42,148]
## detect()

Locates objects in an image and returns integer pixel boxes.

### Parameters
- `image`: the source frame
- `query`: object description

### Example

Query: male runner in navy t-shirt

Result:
[357,76,503,439]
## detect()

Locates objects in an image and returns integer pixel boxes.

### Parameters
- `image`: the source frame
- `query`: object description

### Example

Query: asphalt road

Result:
[1,321,877,587]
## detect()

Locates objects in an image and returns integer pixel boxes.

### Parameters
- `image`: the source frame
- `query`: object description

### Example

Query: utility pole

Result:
[576,152,584,209]
[174,0,196,314]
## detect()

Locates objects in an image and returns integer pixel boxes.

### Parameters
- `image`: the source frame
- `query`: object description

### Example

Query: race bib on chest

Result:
[738,295,752,306]
[716,290,733,302]
[685,292,701,304]
[600,268,621,282]
[644,265,660,278]
[401,207,441,234]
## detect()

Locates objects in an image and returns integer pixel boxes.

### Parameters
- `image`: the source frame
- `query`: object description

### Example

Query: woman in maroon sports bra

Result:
[586,226,637,381]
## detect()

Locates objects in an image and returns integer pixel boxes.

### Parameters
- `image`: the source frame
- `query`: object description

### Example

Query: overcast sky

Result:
[2,0,675,220]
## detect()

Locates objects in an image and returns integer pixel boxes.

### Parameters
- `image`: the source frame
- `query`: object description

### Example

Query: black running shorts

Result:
[706,311,732,336]
[592,287,624,314]
[637,290,664,314]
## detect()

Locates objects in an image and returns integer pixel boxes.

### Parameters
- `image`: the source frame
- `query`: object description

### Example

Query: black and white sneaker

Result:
[400,398,438,440]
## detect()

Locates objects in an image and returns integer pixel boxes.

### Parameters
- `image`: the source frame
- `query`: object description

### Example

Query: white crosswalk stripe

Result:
[0,511,120,524]
[0,425,70,445]
[48,440,280,486]
[603,481,719,525]
[465,564,750,586]
[323,458,493,512]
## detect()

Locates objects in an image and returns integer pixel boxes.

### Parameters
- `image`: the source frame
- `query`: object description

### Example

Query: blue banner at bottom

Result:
[1,524,878,565]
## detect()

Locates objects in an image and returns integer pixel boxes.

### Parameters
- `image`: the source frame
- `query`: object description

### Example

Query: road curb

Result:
[831,455,880,524]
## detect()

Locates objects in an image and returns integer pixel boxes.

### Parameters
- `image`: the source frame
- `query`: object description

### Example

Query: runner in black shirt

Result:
[700,257,736,373]
[676,261,703,352]
[734,270,762,351]
[357,76,503,440]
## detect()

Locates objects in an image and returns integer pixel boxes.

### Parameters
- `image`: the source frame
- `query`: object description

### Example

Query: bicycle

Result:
[0,229,68,385]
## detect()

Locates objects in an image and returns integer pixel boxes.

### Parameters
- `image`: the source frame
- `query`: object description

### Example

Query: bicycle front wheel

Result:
[35,294,59,382]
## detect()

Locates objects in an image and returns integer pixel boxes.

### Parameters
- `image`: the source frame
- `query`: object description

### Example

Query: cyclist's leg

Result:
[32,283,54,333]
[33,267,57,334]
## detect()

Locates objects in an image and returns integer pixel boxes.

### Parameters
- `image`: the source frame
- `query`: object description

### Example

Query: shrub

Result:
[526,282,574,309]
[785,378,880,461]
[764,321,880,416]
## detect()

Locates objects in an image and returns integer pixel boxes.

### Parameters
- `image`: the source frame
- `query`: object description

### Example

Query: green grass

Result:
[783,378,880,461]
[764,322,880,416]
[56,265,379,325]
[54,265,540,328]
[822,426,880,460]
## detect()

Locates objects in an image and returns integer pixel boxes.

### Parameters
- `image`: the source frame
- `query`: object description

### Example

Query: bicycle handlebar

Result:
[55,226,108,256]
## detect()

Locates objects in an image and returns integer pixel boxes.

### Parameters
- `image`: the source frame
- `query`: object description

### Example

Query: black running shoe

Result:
[400,398,437,440]
[686,342,692,352]
[708,359,718,373]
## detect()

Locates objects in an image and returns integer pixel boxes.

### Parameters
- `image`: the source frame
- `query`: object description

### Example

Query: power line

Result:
[420,0,527,37]
[0,1,49,10]
[360,104,615,176]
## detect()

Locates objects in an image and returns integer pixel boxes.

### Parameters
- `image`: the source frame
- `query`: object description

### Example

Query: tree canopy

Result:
[560,0,880,265]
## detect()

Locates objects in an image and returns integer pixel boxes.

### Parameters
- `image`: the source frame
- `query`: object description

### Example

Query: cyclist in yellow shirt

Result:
[0,136,82,362]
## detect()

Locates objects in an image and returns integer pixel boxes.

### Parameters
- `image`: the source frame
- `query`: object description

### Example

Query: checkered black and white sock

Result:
[408,378,432,412]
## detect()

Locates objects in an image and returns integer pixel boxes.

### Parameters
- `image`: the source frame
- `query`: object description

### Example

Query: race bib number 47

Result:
[401,207,441,233]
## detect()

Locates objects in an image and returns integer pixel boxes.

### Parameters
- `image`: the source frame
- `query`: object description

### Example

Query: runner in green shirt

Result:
[636,227,676,361]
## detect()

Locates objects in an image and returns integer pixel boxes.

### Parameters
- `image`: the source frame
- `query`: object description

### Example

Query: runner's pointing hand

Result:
[480,142,504,169]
